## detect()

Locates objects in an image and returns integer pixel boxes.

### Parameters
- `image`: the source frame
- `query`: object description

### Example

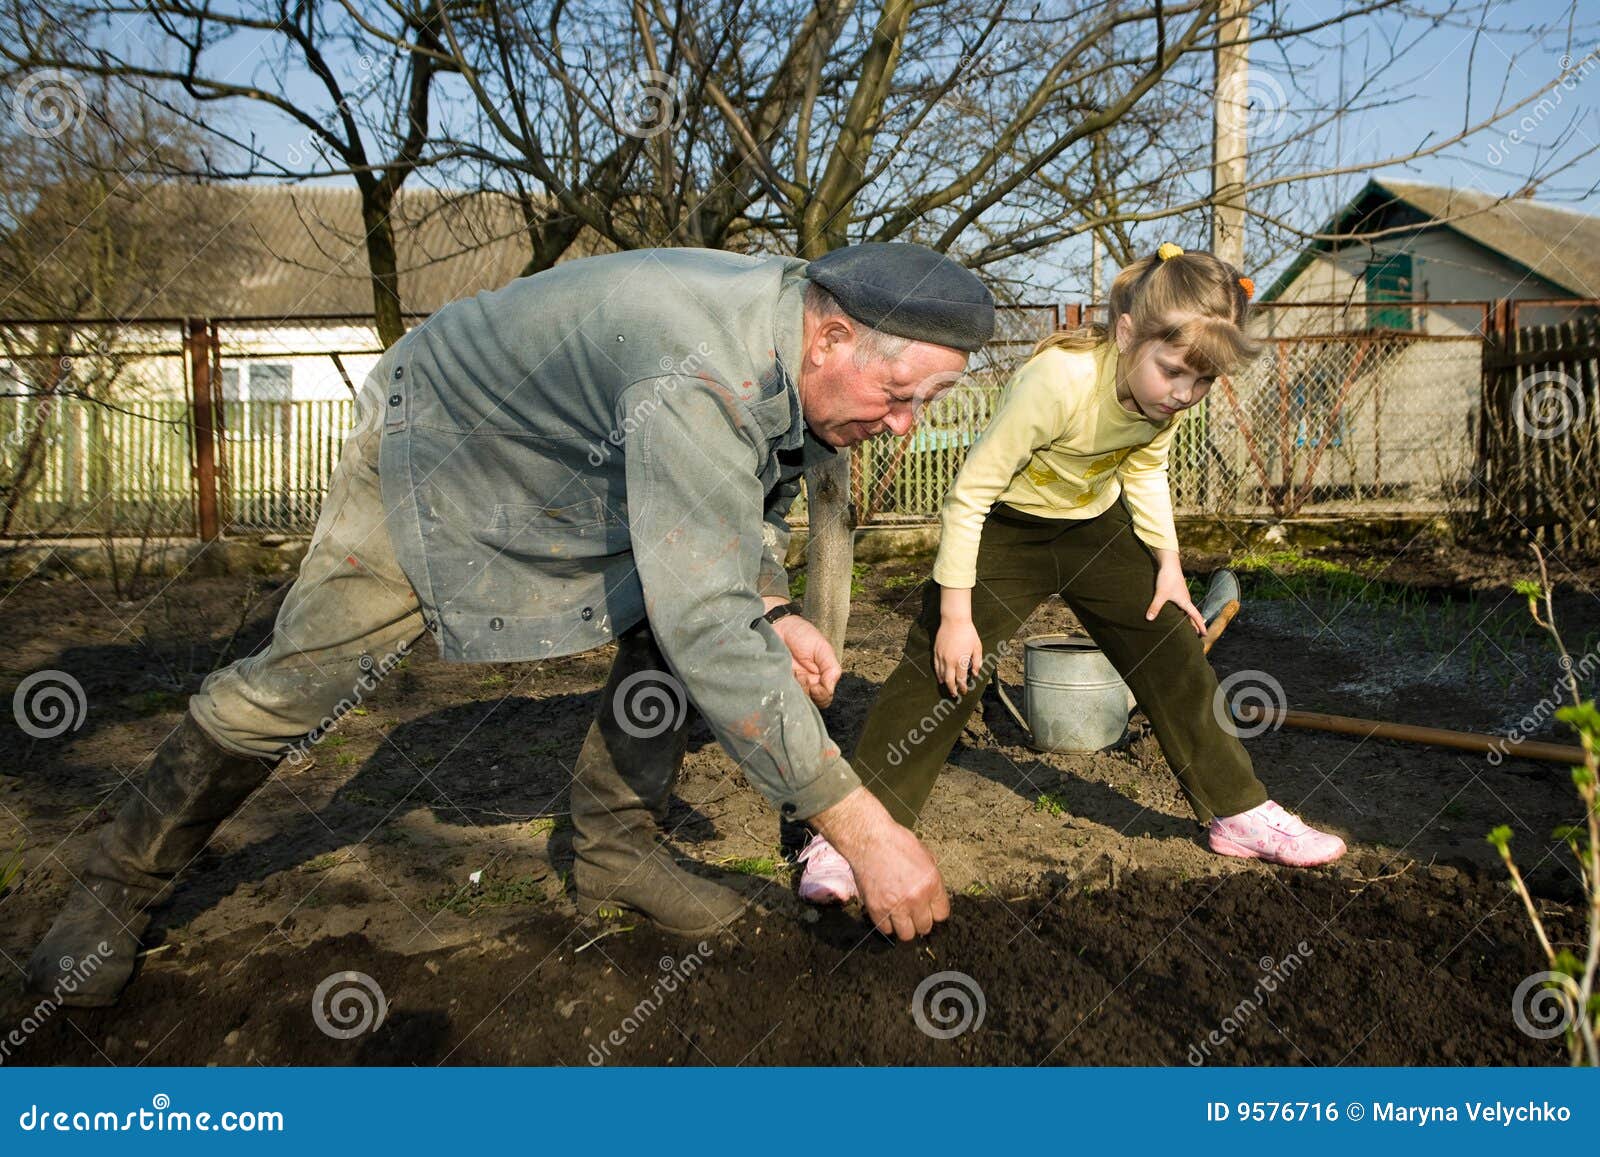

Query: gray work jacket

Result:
[376,248,859,818]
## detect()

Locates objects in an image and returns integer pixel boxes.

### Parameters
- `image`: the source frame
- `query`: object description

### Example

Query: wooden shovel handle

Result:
[1234,704,1587,766]
[1201,599,1241,656]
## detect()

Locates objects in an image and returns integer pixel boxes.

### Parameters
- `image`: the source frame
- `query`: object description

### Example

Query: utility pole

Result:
[1212,0,1250,269]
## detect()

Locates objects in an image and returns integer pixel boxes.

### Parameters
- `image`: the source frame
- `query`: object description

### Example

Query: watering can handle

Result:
[993,679,1030,734]
[992,568,1242,740]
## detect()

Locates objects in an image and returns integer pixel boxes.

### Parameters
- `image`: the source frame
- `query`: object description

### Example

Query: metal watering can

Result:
[993,570,1242,753]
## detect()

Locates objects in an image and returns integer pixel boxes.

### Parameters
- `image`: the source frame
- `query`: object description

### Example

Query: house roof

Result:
[4,182,602,320]
[1261,178,1600,301]
[220,183,592,318]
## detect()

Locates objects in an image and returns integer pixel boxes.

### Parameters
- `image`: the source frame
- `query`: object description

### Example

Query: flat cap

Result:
[805,242,995,352]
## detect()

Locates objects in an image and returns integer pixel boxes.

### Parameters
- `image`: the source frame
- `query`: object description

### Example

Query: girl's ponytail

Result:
[1035,244,1263,374]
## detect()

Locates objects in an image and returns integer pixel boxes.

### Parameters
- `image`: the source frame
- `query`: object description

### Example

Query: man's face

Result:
[797,317,970,447]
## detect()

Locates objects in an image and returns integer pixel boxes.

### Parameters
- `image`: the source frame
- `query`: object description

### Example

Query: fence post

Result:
[186,318,220,541]
[1063,303,1083,330]
[1476,300,1510,525]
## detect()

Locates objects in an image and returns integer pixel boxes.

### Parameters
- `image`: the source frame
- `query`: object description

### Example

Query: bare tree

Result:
[0,0,458,347]
[0,78,244,548]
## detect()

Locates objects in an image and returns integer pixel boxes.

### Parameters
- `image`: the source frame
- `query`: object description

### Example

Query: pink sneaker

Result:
[797,834,858,905]
[1209,800,1346,867]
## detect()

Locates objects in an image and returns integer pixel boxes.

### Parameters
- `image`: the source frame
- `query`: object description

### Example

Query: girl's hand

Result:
[934,618,984,698]
[1146,561,1206,635]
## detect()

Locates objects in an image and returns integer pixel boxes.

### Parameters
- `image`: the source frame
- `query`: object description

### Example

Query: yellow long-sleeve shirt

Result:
[932,342,1181,589]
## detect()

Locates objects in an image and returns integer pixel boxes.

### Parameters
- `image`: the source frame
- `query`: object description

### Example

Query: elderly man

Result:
[27,242,995,1006]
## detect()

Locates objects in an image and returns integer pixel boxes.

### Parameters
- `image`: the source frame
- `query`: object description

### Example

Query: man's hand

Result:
[763,599,841,708]
[810,787,949,941]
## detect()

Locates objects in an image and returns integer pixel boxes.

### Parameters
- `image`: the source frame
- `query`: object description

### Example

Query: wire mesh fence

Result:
[849,300,1499,522]
[2,300,1595,544]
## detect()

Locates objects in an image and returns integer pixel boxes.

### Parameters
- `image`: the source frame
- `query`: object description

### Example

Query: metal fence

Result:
[3,300,1596,542]
[850,300,1519,521]
[1,318,375,538]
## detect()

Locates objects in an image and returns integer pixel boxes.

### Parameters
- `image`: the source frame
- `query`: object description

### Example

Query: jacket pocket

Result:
[476,499,627,553]
[479,498,630,568]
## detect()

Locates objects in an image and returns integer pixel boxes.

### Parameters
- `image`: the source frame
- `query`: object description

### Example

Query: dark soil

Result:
[2,851,1574,1065]
[2,530,1596,1065]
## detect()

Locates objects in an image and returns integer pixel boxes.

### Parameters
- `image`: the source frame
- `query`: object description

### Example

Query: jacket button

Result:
[580,607,594,621]
[388,393,402,407]
[393,366,404,379]
[489,617,504,631]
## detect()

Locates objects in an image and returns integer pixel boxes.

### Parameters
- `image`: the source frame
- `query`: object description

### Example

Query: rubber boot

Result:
[571,630,748,938]
[25,712,279,1007]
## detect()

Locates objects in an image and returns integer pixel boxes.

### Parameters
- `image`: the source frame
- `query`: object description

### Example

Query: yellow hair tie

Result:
[1157,242,1184,261]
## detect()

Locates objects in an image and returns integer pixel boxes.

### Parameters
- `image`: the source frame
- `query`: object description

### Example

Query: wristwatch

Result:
[761,602,802,626]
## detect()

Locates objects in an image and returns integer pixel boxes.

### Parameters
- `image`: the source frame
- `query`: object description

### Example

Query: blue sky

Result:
[212,1,1599,296]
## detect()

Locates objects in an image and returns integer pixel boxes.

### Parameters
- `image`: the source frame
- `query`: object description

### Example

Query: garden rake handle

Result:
[1233,704,1587,766]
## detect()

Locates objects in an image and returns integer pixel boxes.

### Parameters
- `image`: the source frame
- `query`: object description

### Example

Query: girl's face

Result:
[1113,312,1217,422]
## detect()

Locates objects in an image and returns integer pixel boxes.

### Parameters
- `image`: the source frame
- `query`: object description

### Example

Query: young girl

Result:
[797,243,1346,904]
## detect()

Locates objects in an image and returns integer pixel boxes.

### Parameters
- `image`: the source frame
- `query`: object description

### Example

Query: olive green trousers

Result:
[854,499,1269,827]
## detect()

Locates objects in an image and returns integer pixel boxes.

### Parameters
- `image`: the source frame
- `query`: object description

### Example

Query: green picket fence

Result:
[1,396,354,536]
